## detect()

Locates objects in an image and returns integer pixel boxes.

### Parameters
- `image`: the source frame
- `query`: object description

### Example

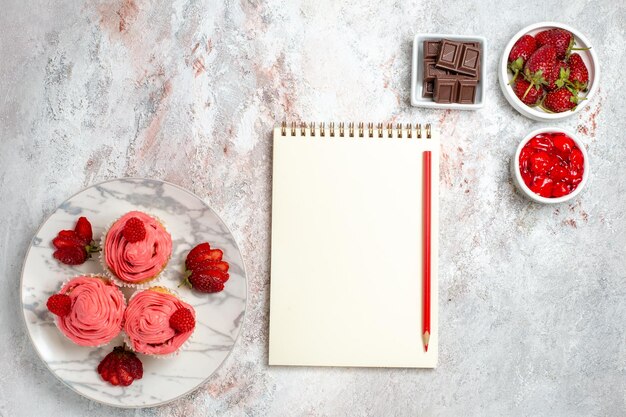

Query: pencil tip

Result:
[422,331,430,352]
[424,344,428,352]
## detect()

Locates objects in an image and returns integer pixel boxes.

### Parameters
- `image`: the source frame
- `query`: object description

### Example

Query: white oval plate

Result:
[20,178,247,408]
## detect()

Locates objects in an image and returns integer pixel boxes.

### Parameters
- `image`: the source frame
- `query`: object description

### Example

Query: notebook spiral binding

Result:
[280,121,431,139]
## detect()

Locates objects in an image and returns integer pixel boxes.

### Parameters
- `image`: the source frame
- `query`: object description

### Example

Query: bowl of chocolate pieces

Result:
[411,34,486,109]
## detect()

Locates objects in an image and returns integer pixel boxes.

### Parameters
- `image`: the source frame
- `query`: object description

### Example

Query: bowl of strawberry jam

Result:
[512,127,588,203]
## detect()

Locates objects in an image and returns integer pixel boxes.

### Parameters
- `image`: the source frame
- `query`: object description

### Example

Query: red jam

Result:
[519,132,584,198]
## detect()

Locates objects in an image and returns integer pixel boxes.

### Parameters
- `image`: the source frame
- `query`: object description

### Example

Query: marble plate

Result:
[20,178,247,408]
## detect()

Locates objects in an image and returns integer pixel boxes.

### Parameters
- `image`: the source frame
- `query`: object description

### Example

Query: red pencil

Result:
[422,151,431,352]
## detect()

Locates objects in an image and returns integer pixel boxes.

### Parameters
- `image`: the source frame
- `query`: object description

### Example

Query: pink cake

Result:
[102,211,172,286]
[123,288,195,356]
[55,276,125,347]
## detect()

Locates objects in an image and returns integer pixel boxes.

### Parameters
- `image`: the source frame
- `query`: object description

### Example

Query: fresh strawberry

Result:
[512,78,543,106]
[122,217,146,243]
[74,217,93,243]
[53,246,88,265]
[169,308,195,333]
[542,88,582,113]
[191,266,230,284]
[53,230,87,249]
[186,242,211,265]
[186,272,225,293]
[535,28,574,59]
[508,34,537,81]
[97,346,143,387]
[195,260,230,273]
[185,243,214,269]
[523,45,557,97]
[182,243,230,292]
[545,61,569,91]
[567,53,589,91]
[47,294,72,316]
[51,217,99,265]
[186,248,224,271]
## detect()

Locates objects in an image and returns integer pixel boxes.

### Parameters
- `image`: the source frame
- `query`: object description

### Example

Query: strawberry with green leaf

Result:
[545,61,570,91]
[52,216,99,265]
[513,78,543,106]
[542,87,584,113]
[508,34,537,82]
[535,28,589,59]
[567,53,589,91]
[180,242,230,293]
[522,45,557,99]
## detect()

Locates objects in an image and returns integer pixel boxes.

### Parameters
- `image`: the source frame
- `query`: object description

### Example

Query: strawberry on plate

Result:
[52,217,99,265]
[522,45,557,98]
[74,216,93,242]
[545,61,569,91]
[188,271,225,293]
[512,78,543,106]
[97,346,143,387]
[535,28,590,60]
[508,34,537,81]
[181,242,230,293]
[535,28,574,59]
[567,53,589,91]
[542,87,583,113]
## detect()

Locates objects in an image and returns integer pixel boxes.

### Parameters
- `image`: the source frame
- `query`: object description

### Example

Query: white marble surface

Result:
[1,0,625,416]
[21,179,247,407]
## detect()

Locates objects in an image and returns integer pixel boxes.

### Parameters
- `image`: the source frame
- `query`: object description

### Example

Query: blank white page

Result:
[269,125,438,368]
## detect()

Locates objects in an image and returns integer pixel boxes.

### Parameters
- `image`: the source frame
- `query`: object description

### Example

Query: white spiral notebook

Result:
[269,122,439,368]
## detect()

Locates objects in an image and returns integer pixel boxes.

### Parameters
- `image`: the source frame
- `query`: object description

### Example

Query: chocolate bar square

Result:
[422,79,434,97]
[424,58,449,80]
[457,79,478,104]
[456,44,480,77]
[464,41,480,48]
[466,60,481,80]
[423,40,441,59]
[434,77,458,104]
[435,39,462,71]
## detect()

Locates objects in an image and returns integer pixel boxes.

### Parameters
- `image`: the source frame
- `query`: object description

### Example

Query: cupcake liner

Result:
[99,213,170,290]
[123,287,196,359]
[54,274,126,348]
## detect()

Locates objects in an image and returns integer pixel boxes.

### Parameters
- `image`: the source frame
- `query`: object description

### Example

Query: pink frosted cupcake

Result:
[102,211,172,287]
[46,276,125,347]
[123,287,196,357]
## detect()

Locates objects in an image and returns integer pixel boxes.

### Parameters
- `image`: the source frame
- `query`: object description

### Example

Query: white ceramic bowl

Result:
[499,22,599,121]
[511,127,589,204]
[411,33,487,110]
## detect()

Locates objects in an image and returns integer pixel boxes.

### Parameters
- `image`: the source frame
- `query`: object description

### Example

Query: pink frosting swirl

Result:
[104,211,172,284]
[57,276,125,347]
[124,289,195,355]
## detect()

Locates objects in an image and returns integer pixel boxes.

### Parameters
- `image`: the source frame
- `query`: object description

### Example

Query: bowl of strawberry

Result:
[499,22,599,121]
[512,127,589,203]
